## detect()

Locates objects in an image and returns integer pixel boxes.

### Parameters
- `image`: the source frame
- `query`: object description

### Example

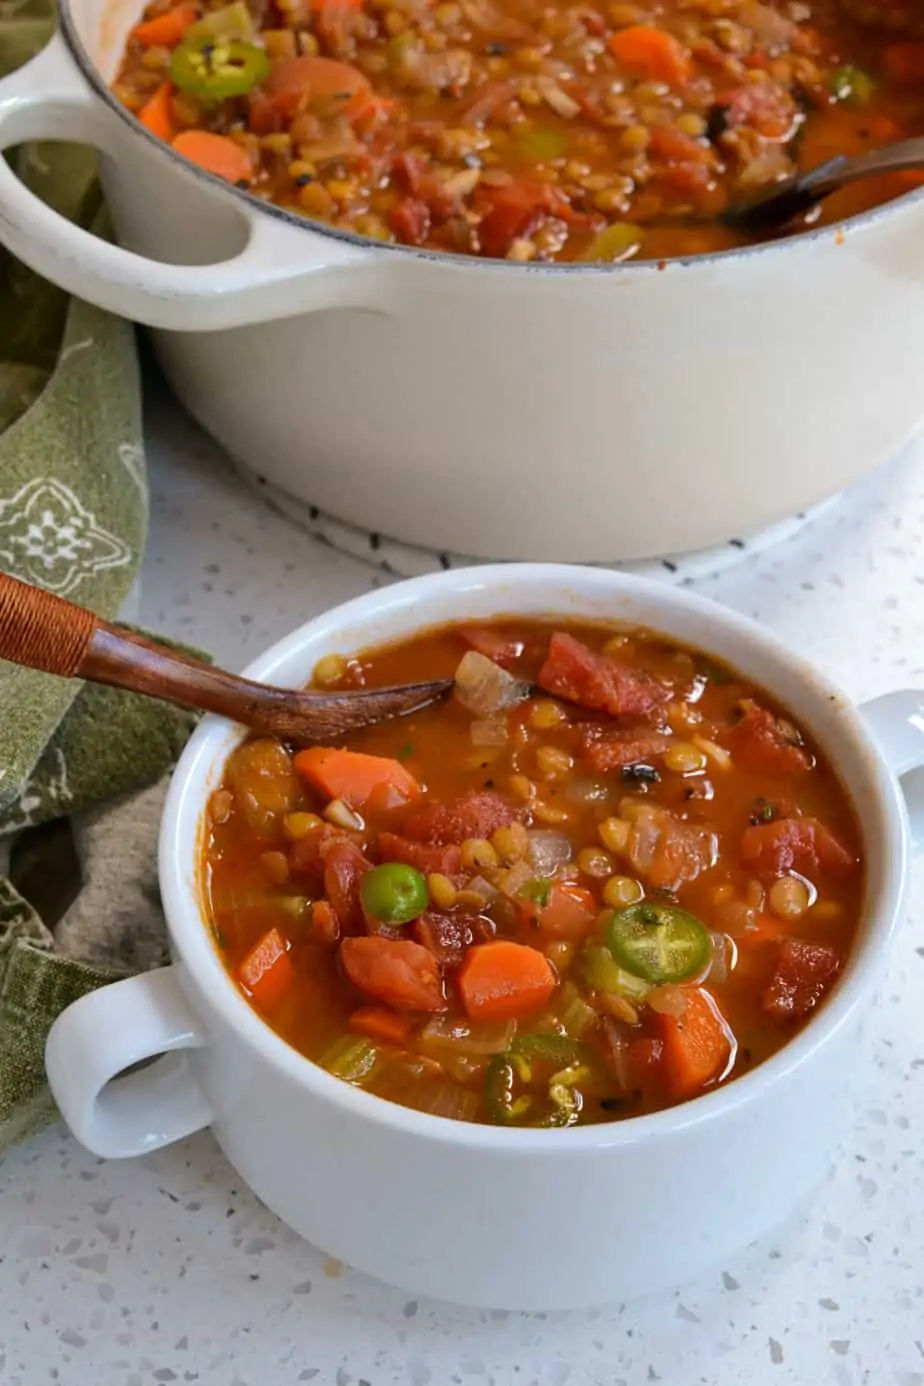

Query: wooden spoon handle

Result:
[0,571,100,676]
[0,571,282,725]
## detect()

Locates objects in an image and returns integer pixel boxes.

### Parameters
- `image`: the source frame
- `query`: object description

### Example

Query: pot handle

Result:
[0,34,377,331]
[860,691,924,845]
[45,966,214,1158]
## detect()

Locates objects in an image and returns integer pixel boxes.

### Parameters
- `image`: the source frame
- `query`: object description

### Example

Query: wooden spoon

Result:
[0,573,451,742]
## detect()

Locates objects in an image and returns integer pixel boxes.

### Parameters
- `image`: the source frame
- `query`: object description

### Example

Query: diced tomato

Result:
[741,817,855,881]
[461,627,525,669]
[724,82,798,140]
[389,198,431,246]
[726,699,813,777]
[762,938,842,1021]
[475,181,569,258]
[649,124,710,167]
[341,935,447,1011]
[537,633,670,719]
[413,910,495,968]
[311,898,340,944]
[523,882,598,939]
[322,837,372,934]
[580,726,670,772]
[288,823,349,882]
[378,832,464,881]
[400,790,521,846]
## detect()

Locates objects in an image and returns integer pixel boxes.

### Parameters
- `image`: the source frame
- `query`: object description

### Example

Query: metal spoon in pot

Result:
[0,572,451,743]
[723,138,924,233]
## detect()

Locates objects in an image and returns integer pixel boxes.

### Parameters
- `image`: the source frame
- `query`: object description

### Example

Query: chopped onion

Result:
[707,932,736,985]
[466,874,499,902]
[499,860,534,899]
[526,829,572,875]
[324,798,364,831]
[421,1082,481,1122]
[647,984,688,1017]
[565,776,612,805]
[454,651,530,717]
[419,1016,515,1056]
[537,76,580,118]
[470,717,509,747]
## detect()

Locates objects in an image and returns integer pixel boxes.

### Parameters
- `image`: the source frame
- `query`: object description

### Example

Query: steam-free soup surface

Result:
[204,619,862,1127]
[115,0,924,262]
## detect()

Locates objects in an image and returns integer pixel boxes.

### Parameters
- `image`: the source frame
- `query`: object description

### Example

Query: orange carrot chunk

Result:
[132,2,198,47]
[341,936,447,1012]
[608,26,691,88]
[172,130,254,184]
[348,1005,412,1045]
[237,927,294,1011]
[294,746,422,811]
[457,940,558,1021]
[138,82,176,141]
[658,988,731,1100]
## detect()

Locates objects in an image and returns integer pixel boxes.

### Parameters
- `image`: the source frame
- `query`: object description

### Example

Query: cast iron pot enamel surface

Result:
[3,3,924,561]
[45,566,924,1310]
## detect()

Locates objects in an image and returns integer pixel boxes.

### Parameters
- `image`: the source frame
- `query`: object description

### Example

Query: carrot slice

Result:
[341,936,447,1012]
[348,1005,412,1045]
[658,988,731,1100]
[172,130,253,184]
[138,82,176,141]
[457,940,557,1021]
[132,2,198,47]
[237,927,294,1011]
[294,747,422,811]
[608,25,691,87]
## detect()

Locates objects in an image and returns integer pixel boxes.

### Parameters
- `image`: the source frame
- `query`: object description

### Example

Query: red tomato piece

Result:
[378,832,464,882]
[340,936,447,1011]
[726,699,813,776]
[389,198,431,246]
[741,817,856,881]
[580,727,671,772]
[400,790,521,846]
[475,181,569,258]
[724,82,798,140]
[412,911,495,968]
[322,837,372,934]
[537,633,670,718]
[529,882,598,939]
[762,939,842,1020]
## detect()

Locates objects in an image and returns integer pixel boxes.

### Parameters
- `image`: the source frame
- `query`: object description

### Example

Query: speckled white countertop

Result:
[1,373,923,1386]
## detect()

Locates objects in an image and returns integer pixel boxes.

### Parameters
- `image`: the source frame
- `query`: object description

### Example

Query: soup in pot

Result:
[113,0,924,262]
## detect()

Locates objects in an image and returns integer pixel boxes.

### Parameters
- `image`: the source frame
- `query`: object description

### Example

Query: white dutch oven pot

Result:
[1,5,923,560]
[44,567,924,1310]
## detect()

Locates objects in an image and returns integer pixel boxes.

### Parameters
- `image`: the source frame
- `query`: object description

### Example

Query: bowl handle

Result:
[860,691,924,846]
[0,35,378,331]
[44,966,214,1158]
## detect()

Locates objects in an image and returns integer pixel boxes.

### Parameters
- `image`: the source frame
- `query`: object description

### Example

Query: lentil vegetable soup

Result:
[113,0,924,262]
[204,620,863,1127]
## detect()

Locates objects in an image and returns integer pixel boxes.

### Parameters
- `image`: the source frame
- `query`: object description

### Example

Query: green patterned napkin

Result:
[0,7,200,1150]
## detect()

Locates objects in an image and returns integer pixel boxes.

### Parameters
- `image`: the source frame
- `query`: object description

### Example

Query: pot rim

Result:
[159,563,906,1154]
[60,0,924,278]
